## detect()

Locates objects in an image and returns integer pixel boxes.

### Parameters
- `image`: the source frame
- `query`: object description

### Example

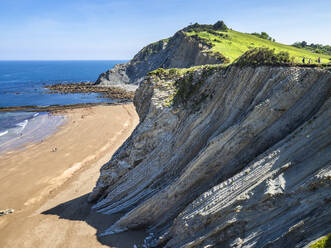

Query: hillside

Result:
[292,41,331,56]
[95,28,226,87]
[89,23,331,247]
[95,21,331,87]
[184,24,331,64]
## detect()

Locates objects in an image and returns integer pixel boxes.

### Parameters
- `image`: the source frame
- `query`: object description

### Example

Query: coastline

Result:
[0,100,131,113]
[0,104,141,247]
[0,112,66,154]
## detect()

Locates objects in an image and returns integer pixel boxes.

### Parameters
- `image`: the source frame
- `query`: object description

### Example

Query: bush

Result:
[148,68,167,77]
[234,48,293,66]
[212,52,230,64]
[293,41,331,56]
[183,21,228,33]
[309,234,331,248]
[213,21,228,31]
[251,32,275,41]
[173,73,197,104]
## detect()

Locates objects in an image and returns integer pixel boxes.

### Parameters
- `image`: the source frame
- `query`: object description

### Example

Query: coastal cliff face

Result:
[90,65,331,247]
[95,31,225,87]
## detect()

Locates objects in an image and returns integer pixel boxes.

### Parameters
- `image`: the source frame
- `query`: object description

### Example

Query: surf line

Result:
[0,130,8,137]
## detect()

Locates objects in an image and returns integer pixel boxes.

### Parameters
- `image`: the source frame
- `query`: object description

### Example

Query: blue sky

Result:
[0,0,330,60]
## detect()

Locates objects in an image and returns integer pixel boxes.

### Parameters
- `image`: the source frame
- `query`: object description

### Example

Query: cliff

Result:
[95,21,331,89]
[95,23,228,87]
[89,64,331,247]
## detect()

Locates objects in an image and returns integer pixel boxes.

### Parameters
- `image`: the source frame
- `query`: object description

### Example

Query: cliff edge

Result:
[90,63,331,247]
[94,22,228,87]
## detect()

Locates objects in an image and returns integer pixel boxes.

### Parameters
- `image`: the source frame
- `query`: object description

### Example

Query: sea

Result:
[0,60,126,153]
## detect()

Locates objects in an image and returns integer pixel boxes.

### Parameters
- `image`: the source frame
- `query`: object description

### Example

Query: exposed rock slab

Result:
[95,31,225,87]
[90,65,331,247]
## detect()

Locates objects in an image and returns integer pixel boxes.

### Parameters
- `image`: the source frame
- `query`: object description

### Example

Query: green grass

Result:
[148,64,225,78]
[149,64,227,108]
[185,29,331,64]
[309,234,331,248]
[235,48,293,66]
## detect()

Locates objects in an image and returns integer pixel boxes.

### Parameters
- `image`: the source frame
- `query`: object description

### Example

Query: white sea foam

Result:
[0,130,8,137]
[16,119,28,132]
[33,113,39,117]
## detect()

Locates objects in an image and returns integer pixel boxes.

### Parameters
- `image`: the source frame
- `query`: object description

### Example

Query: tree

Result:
[251,32,275,41]
[213,21,228,31]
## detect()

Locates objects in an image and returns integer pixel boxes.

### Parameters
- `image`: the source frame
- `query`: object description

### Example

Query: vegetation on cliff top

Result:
[309,234,331,248]
[292,41,331,56]
[149,65,225,108]
[251,32,276,42]
[148,64,224,78]
[184,22,331,64]
[182,21,228,33]
[234,48,293,66]
[135,38,169,57]
[146,21,331,108]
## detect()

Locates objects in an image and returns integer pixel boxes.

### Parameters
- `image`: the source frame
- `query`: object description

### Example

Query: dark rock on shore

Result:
[0,102,127,113]
[45,82,135,100]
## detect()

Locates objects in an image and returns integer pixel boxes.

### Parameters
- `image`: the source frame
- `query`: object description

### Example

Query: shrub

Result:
[309,233,331,248]
[213,21,228,31]
[251,32,275,41]
[173,73,196,104]
[234,48,293,66]
[292,41,331,55]
[213,52,230,64]
[183,21,228,33]
[148,68,166,77]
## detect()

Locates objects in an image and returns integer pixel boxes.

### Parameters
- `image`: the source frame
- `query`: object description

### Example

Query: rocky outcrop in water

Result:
[45,82,134,100]
[95,24,228,87]
[90,64,331,247]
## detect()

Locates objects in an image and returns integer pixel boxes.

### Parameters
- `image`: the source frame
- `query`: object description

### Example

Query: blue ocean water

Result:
[0,60,126,150]
[0,60,126,107]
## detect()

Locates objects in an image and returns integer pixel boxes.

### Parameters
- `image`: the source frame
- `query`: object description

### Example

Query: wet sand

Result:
[0,104,143,248]
[0,113,66,154]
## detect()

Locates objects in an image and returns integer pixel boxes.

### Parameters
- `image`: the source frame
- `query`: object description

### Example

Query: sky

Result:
[0,0,330,60]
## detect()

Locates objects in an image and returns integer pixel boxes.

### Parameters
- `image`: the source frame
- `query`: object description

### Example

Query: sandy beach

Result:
[0,104,142,248]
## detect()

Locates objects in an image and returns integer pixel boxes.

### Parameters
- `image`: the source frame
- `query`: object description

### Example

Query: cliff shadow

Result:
[42,194,147,248]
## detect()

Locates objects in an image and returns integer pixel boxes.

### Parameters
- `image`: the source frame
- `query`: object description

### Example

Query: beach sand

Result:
[0,112,66,154]
[0,104,143,248]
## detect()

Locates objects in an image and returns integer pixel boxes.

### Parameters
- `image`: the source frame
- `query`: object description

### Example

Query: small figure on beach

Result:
[318,57,321,64]
[308,58,311,64]
[302,57,305,63]
[0,208,14,216]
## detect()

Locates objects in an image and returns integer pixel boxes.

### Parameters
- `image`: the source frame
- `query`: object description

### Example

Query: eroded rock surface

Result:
[90,65,331,247]
[95,31,225,87]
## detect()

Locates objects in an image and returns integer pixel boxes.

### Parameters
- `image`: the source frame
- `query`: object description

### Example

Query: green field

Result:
[185,29,331,64]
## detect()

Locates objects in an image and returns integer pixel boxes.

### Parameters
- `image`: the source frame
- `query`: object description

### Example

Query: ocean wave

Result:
[0,130,8,137]
[16,119,28,132]
[33,113,39,117]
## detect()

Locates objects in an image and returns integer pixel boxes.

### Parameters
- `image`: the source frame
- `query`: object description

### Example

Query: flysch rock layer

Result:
[90,65,331,247]
[95,31,225,87]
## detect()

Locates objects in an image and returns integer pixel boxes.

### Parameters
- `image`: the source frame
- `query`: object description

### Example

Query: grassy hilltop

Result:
[184,22,331,64]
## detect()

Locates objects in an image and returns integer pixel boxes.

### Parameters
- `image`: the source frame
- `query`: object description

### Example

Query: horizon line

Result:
[0,59,130,61]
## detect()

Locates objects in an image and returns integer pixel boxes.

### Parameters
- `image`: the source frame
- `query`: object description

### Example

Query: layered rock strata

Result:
[90,65,331,247]
[95,31,225,87]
